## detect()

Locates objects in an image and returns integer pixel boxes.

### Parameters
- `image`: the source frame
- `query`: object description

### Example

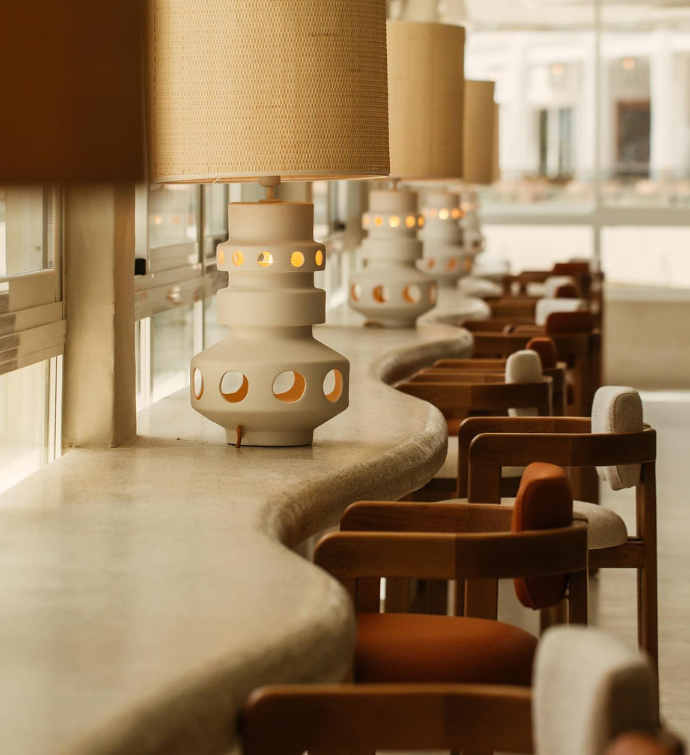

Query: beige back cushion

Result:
[534,626,659,755]
[536,297,587,327]
[505,350,542,417]
[591,386,643,490]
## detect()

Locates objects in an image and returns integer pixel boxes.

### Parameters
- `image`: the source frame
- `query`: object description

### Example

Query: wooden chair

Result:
[430,337,568,416]
[243,623,680,755]
[456,388,658,668]
[396,373,552,437]
[470,321,599,417]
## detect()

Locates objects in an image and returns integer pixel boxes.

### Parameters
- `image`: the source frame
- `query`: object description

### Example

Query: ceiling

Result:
[394,0,690,29]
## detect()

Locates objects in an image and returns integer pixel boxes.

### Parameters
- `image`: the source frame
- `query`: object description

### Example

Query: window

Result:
[0,185,63,493]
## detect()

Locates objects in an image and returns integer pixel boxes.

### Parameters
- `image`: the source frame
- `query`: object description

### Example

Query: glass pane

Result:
[313,181,330,241]
[0,361,49,495]
[602,226,690,288]
[483,225,593,273]
[466,28,595,212]
[204,295,226,349]
[151,306,195,403]
[601,25,690,207]
[148,185,199,249]
[204,184,229,259]
[0,186,46,277]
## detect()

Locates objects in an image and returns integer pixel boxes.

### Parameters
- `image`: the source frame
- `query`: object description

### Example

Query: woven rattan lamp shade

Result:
[463,80,496,185]
[388,22,465,181]
[148,0,389,183]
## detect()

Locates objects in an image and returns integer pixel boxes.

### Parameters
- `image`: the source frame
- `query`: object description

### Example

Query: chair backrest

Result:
[606,733,684,755]
[506,350,544,417]
[545,310,594,335]
[512,463,574,610]
[527,337,558,369]
[534,626,659,755]
[545,275,579,298]
[536,297,588,327]
[592,386,644,490]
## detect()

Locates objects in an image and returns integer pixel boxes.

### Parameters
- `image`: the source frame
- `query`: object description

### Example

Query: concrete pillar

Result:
[650,30,674,180]
[62,184,137,448]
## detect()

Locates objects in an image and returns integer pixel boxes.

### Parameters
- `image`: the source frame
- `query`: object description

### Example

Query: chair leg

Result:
[638,563,659,670]
[465,579,499,620]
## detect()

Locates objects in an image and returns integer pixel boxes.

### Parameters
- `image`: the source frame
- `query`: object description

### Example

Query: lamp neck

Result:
[258,175,282,202]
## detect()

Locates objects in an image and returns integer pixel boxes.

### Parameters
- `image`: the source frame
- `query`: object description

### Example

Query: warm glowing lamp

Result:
[349,21,465,328]
[458,80,497,259]
[148,0,389,446]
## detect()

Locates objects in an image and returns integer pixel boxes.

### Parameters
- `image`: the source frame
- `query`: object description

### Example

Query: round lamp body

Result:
[349,189,437,328]
[462,190,486,260]
[191,202,349,446]
[418,189,469,286]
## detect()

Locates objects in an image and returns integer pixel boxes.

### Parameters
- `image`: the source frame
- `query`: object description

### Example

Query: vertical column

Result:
[62,184,137,448]
[503,34,531,176]
[650,30,675,180]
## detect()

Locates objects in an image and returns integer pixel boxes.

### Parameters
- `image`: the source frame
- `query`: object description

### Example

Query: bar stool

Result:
[242,622,679,755]
[455,387,658,667]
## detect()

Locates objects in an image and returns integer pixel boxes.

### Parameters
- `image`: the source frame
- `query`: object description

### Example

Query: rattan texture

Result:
[388,21,465,180]
[148,0,390,182]
[463,80,496,185]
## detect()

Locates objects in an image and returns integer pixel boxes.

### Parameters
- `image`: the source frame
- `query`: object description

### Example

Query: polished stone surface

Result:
[0,324,471,755]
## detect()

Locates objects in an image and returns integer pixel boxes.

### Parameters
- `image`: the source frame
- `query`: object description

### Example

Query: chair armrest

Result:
[315,527,587,582]
[243,683,533,755]
[341,500,513,534]
[456,417,591,498]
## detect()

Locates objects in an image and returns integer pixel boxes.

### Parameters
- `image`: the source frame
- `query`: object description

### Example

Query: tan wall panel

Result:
[605,298,690,390]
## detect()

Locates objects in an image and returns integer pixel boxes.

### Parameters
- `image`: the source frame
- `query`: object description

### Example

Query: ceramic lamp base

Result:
[191,199,349,447]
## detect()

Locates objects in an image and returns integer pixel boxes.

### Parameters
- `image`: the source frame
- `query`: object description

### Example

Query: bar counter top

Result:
[0,323,471,755]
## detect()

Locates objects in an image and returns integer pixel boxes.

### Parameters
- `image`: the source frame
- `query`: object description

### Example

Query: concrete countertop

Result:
[0,323,472,755]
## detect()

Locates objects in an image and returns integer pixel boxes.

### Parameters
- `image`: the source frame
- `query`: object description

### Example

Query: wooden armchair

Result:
[455,389,658,667]
[470,323,599,417]
[243,626,680,755]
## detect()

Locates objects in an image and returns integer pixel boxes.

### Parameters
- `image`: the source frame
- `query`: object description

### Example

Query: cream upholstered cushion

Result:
[545,275,578,298]
[592,386,643,491]
[534,627,659,755]
[443,497,627,550]
[505,350,543,417]
[458,276,503,299]
[435,439,525,480]
[536,297,587,327]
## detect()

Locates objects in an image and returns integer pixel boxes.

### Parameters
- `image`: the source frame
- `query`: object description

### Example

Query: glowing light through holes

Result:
[403,285,421,304]
[258,251,273,267]
[192,368,204,399]
[323,369,344,403]
[405,215,416,228]
[232,251,244,266]
[373,285,389,304]
[273,371,306,403]
[389,215,401,228]
[220,371,249,403]
[291,251,305,268]
[315,250,324,266]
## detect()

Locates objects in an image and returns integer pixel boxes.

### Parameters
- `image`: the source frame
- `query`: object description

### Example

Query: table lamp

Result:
[148,0,389,446]
[458,80,496,260]
[349,21,465,328]
[417,188,467,287]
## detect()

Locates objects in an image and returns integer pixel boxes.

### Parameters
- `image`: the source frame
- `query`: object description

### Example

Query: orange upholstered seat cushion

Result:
[356,613,537,686]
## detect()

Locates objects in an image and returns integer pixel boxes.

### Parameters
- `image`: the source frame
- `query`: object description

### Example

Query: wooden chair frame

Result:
[425,359,568,416]
[469,331,600,417]
[457,417,658,667]
[396,378,553,430]
[338,501,588,624]
[243,683,534,755]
